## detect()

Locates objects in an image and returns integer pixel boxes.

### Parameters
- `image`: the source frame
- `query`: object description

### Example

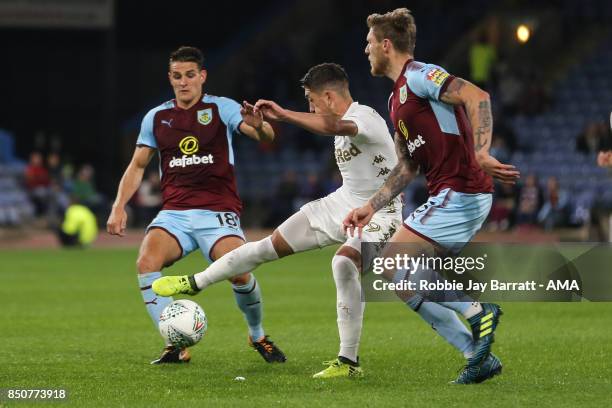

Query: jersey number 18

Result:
[216,212,239,228]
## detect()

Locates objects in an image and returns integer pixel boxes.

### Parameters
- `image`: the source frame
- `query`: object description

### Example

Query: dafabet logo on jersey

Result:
[179,136,199,155]
[197,108,213,125]
[170,136,214,168]
[426,68,449,87]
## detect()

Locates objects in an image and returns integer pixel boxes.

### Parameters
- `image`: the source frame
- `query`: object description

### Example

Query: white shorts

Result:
[300,187,402,252]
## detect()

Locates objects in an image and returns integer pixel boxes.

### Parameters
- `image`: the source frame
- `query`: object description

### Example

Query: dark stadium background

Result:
[2,2,612,406]
[1,0,611,240]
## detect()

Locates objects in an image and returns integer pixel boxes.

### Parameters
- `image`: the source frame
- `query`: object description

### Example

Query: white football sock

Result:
[332,255,363,363]
[194,236,278,289]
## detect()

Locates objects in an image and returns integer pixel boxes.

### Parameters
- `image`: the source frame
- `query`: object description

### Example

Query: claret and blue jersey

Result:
[137,94,244,215]
[391,60,494,249]
[137,94,246,260]
[389,59,493,196]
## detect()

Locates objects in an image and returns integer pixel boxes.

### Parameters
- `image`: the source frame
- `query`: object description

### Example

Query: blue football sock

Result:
[232,275,265,341]
[438,301,470,315]
[405,265,482,319]
[138,272,173,340]
[438,301,483,319]
[407,294,474,358]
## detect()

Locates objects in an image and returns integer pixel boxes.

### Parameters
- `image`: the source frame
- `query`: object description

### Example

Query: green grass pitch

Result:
[2,247,611,407]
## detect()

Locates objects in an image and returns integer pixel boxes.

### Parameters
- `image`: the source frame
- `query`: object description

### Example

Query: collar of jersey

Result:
[394,58,414,89]
[172,93,205,112]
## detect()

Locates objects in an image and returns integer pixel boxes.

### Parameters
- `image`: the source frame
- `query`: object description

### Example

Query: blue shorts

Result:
[404,188,492,253]
[147,209,245,263]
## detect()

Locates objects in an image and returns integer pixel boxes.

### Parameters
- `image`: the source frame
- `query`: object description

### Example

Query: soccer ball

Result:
[158,299,207,348]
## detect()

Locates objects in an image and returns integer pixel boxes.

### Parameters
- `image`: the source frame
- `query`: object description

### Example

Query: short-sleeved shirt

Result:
[137,94,243,214]
[335,102,398,201]
[389,60,493,195]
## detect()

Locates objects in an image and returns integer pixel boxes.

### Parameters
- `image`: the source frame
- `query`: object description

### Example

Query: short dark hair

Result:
[300,63,349,93]
[169,46,204,70]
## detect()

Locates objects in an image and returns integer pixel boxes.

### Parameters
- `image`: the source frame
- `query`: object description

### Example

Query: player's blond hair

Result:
[367,8,416,54]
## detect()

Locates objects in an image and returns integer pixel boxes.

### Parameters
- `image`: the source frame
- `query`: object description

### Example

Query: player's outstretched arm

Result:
[439,78,520,184]
[239,101,275,142]
[255,99,358,137]
[106,146,155,236]
[343,132,417,237]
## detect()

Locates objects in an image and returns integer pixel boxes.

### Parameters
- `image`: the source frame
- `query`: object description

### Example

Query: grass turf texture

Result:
[1,247,611,407]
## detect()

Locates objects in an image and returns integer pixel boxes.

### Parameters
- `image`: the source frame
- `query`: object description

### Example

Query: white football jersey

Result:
[335,102,398,202]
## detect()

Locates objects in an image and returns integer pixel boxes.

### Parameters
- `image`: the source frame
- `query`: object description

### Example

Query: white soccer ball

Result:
[158,299,207,348]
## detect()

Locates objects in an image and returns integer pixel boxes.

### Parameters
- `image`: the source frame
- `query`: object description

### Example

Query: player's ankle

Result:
[338,355,359,367]
[463,302,483,319]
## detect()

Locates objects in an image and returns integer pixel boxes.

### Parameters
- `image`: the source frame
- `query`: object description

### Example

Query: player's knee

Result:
[136,254,163,274]
[332,255,359,281]
[229,272,251,286]
[271,230,293,258]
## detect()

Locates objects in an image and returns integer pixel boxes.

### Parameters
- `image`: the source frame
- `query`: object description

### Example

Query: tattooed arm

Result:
[343,132,417,236]
[369,131,418,211]
[439,78,492,158]
[439,77,519,184]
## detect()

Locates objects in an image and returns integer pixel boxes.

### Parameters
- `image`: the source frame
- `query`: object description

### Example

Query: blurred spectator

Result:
[25,151,50,189]
[469,32,497,90]
[47,180,70,226]
[136,171,162,226]
[577,121,609,155]
[57,197,98,247]
[71,164,102,209]
[487,182,518,231]
[44,152,69,224]
[515,174,542,227]
[495,62,524,116]
[537,176,569,231]
[47,152,63,185]
[61,162,75,191]
[24,151,51,216]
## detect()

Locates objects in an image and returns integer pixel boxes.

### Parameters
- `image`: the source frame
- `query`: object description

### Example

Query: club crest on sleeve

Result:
[426,68,449,87]
[399,84,408,104]
[197,108,213,126]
